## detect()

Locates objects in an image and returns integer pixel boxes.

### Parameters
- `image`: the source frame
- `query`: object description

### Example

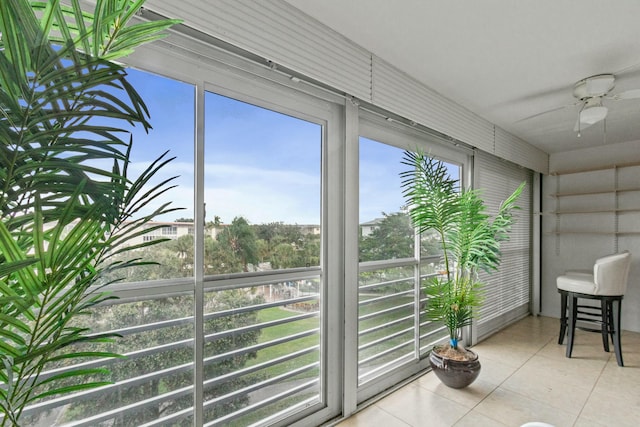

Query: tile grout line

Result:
[571,353,611,427]
[459,334,557,426]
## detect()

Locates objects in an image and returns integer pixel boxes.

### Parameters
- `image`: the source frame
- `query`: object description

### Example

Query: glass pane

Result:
[419,162,460,259]
[358,138,461,384]
[203,281,321,425]
[358,266,415,384]
[98,69,196,282]
[204,92,321,274]
[23,69,196,426]
[359,138,413,262]
[358,137,416,384]
[26,294,195,426]
[419,261,446,356]
[203,92,323,424]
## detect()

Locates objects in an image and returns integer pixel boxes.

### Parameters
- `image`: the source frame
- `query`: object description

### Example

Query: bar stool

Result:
[557,251,631,366]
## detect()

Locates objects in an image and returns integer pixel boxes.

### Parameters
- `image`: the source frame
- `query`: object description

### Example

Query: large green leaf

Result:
[1,0,181,423]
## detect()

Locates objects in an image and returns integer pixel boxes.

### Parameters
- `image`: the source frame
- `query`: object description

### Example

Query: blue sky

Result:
[125,68,321,225]
[204,91,321,225]
[359,138,409,222]
[121,68,458,225]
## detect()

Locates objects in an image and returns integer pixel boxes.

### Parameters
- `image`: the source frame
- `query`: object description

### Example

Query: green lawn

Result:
[246,307,320,378]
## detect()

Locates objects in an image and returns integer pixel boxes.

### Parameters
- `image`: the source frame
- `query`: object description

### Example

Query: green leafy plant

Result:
[400,151,524,352]
[0,0,180,424]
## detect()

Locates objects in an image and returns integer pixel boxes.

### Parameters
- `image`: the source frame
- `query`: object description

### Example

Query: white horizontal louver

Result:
[371,56,495,155]
[475,152,532,340]
[146,0,373,101]
[146,0,548,174]
[495,126,548,174]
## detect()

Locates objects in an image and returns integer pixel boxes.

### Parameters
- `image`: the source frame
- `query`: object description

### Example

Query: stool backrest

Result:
[593,251,631,296]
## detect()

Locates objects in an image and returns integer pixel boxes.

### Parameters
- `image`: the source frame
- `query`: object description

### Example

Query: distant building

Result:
[136,221,196,244]
[360,217,385,237]
[297,224,321,235]
[126,221,320,247]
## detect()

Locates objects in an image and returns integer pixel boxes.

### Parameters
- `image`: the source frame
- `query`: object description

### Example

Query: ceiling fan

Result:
[518,73,640,135]
[573,74,640,134]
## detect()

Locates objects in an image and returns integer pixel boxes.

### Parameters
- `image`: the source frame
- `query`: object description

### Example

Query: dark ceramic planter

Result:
[429,347,481,389]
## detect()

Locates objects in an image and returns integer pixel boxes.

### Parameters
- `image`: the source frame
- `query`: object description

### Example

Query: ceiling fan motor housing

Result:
[573,74,615,99]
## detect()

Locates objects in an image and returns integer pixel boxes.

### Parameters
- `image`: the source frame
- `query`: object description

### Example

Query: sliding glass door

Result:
[356,113,469,402]
[201,90,328,425]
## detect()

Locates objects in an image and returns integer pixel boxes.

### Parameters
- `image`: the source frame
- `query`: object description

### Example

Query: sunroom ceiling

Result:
[284,0,640,154]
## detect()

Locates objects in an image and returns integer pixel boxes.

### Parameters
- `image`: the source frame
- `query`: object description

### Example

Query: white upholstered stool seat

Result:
[556,251,631,366]
[556,273,596,294]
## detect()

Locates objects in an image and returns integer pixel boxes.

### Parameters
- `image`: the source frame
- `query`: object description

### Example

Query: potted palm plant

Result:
[0,0,180,424]
[400,151,524,388]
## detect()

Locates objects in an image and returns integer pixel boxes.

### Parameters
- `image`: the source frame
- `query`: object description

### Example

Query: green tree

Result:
[167,234,196,274]
[255,239,270,263]
[100,240,190,282]
[57,291,263,426]
[299,234,321,267]
[255,222,303,248]
[359,212,414,262]
[217,217,259,272]
[271,242,298,269]
[206,236,244,274]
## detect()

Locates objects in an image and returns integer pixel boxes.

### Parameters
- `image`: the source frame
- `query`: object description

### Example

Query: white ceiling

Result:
[284,0,640,154]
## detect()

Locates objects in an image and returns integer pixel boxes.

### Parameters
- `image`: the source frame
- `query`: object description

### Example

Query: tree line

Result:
[34,213,421,425]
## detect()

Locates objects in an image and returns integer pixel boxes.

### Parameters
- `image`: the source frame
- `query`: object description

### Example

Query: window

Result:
[203,92,321,275]
[162,226,178,235]
[201,91,325,425]
[358,138,416,385]
[22,68,197,427]
[21,21,533,426]
[355,113,468,402]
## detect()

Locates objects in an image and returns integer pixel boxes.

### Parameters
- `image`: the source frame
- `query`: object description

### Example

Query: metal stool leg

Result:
[566,293,577,358]
[600,299,610,352]
[558,291,568,345]
[611,298,624,367]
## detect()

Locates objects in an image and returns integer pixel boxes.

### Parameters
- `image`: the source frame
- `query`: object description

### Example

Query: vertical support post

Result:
[600,299,610,352]
[193,83,205,427]
[532,172,542,315]
[614,166,619,253]
[342,98,360,417]
[555,174,561,256]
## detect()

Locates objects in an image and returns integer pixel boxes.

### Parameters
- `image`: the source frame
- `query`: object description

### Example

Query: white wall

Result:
[542,139,640,333]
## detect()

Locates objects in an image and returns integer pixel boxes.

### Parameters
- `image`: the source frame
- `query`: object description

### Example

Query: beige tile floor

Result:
[337,315,640,427]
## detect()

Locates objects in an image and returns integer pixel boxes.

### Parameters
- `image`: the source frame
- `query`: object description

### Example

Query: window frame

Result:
[352,110,472,403]
[124,29,347,427]
[39,17,534,425]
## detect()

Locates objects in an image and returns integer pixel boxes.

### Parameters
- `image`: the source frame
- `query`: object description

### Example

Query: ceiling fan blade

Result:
[514,102,578,123]
[613,60,640,77]
[613,89,640,100]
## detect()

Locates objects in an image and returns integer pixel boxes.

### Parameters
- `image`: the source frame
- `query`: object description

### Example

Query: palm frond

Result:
[1,0,181,423]
[402,150,524,348]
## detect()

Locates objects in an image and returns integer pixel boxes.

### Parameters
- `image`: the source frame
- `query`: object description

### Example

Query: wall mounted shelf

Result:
[546,163,640,249]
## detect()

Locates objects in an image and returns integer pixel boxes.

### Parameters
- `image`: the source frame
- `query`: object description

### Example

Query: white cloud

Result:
[203,162,320,224]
